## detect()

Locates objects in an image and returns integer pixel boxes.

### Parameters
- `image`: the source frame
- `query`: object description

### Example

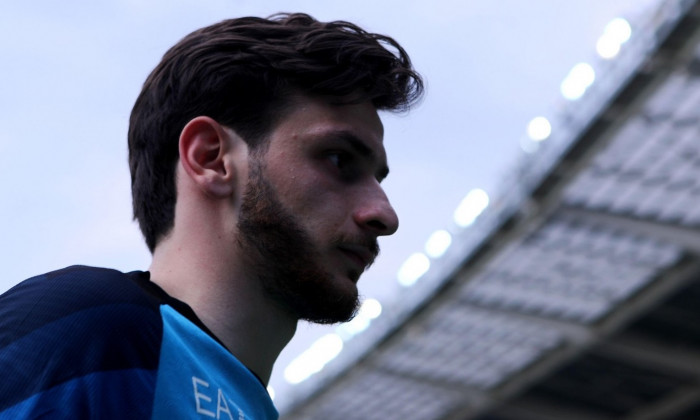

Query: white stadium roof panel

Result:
[293,368,464,420]
[460,215,682,323]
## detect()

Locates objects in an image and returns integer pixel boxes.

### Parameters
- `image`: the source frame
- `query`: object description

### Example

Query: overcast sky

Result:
[0,0,657,406]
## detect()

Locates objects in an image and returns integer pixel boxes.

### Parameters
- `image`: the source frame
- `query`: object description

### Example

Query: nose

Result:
[353,184,399,236]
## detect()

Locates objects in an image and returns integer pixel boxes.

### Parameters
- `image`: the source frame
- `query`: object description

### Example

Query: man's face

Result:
[236,94,399,324]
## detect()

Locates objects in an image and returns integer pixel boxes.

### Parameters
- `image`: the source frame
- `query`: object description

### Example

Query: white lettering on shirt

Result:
[193,375,242,419]
[217,388,233,420]
[193,376,216,417]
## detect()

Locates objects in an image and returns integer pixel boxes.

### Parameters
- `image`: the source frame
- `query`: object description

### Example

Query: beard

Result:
[236,161,364,324]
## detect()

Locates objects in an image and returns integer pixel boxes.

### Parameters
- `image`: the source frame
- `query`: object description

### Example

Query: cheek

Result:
[271,168,331,211]
[265,164,357,232]
[295,189,355,238]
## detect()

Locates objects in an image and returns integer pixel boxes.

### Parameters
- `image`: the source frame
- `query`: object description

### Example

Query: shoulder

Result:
[3,264,153,306]
[0,266,162,416]
[0,265,160,345]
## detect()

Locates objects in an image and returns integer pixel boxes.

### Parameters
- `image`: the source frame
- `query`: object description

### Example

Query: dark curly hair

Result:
[128,13,424,252]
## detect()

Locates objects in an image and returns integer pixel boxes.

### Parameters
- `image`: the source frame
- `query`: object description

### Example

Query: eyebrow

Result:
[332,131,390,181]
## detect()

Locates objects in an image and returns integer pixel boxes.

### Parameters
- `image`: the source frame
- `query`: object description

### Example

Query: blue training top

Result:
[0,265,278,420]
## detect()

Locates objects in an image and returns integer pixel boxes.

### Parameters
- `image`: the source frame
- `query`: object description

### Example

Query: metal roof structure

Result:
[280,0,700,418]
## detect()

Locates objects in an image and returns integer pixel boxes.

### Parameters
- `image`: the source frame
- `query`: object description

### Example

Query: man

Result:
[0,13,422,419]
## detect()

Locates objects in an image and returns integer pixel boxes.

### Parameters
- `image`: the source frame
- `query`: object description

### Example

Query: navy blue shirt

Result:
[0,266,277,419]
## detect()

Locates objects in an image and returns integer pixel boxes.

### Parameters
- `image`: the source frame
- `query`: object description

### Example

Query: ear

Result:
[178,116,246,198]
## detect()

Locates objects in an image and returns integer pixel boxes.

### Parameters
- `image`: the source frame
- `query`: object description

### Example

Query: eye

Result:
[329,152,350,168]
[327,151,359,179]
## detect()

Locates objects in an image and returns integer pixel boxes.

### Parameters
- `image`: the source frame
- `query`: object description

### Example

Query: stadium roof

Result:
[280,0,700,418]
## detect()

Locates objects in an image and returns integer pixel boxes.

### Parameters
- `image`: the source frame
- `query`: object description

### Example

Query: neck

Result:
[148,227,297,385]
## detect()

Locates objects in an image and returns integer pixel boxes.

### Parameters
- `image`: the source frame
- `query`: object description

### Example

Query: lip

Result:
[338,244,375,270]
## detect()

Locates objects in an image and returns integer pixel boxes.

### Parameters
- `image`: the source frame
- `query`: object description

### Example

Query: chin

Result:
[299,274,361,324]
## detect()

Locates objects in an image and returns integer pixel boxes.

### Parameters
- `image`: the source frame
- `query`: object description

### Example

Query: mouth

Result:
[338,244,376,271]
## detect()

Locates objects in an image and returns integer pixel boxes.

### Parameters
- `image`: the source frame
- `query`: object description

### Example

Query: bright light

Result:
[596,18,631,59]
[336,298,383,338]
[267,386,275,400]
[284,334,344,384]
[606,18,632,44]
[561,62,595,100]
[527,116,551,142]
[454,189,490,227]
[397,253,430,286]
[337,316,370,338]
[596,36,621,59]
[425,229,452,258]
[361,298,382,319]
